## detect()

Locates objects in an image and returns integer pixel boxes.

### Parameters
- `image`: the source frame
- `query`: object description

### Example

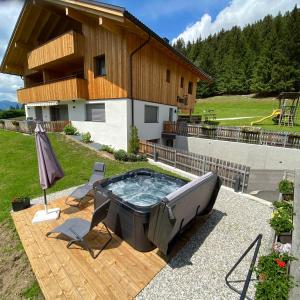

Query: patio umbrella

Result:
[32,123,64,223]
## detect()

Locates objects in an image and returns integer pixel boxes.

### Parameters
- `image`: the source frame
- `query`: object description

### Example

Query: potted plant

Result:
[200,124,217,138]
[254,251,294,299]
[12,196,31,212]
[270,201,294,243]
[279,179,294,201]
[240,126,261,143]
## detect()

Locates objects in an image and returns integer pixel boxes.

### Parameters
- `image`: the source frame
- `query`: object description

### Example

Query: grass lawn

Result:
[0,130,183,299]
[193,95,300,133]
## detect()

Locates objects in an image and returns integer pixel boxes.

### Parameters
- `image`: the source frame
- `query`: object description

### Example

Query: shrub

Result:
[127,153,137,162]
[278,180,294,195]
[254,252,294,300]
[101,145,115,154]
[128,126,139,154]
[81,132,91,143]
[270,201,294,235]
[137,154,148,161]
[114,149,128,161]
[63,124,77,135]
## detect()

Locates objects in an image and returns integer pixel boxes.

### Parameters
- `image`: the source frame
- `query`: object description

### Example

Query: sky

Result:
[0,0,299,102]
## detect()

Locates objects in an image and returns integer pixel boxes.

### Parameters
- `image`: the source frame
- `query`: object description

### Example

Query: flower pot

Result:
[12,198,30,212]
[278,232,292,244]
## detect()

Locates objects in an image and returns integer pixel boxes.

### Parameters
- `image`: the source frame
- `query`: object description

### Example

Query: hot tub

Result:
[94,169,187,251]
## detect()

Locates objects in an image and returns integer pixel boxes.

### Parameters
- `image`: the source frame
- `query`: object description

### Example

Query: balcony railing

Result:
[17,76,88,104]
[27,30,84,70]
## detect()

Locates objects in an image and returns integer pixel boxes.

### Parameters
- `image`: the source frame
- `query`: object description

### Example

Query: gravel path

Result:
[137,187,273,300]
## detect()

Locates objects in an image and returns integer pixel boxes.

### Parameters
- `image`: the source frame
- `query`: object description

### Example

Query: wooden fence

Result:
[140,140,251,192]
[163,121,300,149]
[0,119,69,134]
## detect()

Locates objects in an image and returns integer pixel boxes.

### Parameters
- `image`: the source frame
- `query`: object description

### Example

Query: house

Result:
[1,0,211,150]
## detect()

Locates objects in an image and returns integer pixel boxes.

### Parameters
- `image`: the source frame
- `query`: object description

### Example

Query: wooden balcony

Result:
[27,30,84,70]
[17,77,88,104]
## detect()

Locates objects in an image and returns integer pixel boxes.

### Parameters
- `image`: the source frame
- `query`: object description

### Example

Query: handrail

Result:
[225,234,262,300]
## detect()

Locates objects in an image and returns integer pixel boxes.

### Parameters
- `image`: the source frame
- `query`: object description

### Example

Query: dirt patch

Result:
[0,221,43,300]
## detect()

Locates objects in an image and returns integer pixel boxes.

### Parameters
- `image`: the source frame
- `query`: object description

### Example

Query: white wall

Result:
[72,99,130,150]
[67,101,86,121]
[25,105,36,119]
[133,100,177,141]
[176,135,300,170]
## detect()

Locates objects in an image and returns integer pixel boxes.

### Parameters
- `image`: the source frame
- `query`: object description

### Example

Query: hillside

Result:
[173,6,300,97]
[0,100,20,110]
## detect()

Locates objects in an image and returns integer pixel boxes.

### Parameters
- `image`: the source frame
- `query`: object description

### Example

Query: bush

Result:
[127,153,137,162]
[113,149,148,162]
[278,180,294,195]
[63,124,77,135]
[114,149,128,161]
[270,201,294,235]
[128,126,139,154]
[254,252,294,300]
[101,145,115,154]
[0,109,25,119]
[81,132,91,143]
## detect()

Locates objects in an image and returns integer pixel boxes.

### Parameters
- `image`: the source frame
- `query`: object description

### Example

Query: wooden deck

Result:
[12,197,166,300]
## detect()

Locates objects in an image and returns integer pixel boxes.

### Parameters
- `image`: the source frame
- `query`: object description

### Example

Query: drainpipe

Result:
[129,34,151,126]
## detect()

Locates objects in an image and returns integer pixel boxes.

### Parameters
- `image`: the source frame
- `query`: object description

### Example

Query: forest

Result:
[173,6,300,97]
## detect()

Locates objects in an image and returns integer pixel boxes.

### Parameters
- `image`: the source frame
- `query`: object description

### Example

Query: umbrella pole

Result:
[43,189,48,214]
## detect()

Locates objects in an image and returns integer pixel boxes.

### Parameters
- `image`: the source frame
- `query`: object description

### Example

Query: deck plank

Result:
[12,197,167,300]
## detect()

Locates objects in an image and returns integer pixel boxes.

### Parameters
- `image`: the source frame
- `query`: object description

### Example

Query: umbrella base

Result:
[32,208,60,224]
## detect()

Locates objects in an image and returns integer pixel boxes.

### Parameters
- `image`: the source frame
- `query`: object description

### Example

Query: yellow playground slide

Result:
[251,109,281,126]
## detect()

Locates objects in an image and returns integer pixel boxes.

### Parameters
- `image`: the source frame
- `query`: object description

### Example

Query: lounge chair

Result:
[65,162,106,206]
[46,197,112,258]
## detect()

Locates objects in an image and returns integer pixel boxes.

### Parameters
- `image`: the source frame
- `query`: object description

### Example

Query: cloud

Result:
[0,0,23,102]
[173,0,300,43]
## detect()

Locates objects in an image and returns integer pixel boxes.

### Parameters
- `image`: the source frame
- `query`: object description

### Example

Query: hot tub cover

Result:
[147,172,222,255]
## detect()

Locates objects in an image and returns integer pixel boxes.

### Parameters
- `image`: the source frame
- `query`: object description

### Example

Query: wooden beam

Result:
[14,41,33,51]
[66,7,93,25]
[99,17,121,35]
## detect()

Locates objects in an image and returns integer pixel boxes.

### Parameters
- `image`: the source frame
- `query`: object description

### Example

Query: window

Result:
[180,77,184,88]
[94,55,106,77]
[166,69,171,83]
[86,103,105,122]
[188,81,193,94]
[145,105,159,123]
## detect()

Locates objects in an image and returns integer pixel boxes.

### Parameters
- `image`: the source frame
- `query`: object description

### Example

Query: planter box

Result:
[277,232,292,244]
[282,193,294,201]
[12,198,31,212]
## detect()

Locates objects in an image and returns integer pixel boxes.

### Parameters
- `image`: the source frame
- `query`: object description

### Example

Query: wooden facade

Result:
[1,0,211,110]
[17,77,88,103]
[27,30,84,70]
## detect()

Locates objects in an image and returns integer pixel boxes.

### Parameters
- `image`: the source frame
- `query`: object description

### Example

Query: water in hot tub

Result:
[106,175,185,207]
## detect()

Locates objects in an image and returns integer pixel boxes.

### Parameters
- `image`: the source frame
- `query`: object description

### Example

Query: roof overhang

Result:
[1,0,212,82]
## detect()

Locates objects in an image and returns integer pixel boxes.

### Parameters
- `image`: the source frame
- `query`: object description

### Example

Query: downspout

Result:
[129,33,151,126]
